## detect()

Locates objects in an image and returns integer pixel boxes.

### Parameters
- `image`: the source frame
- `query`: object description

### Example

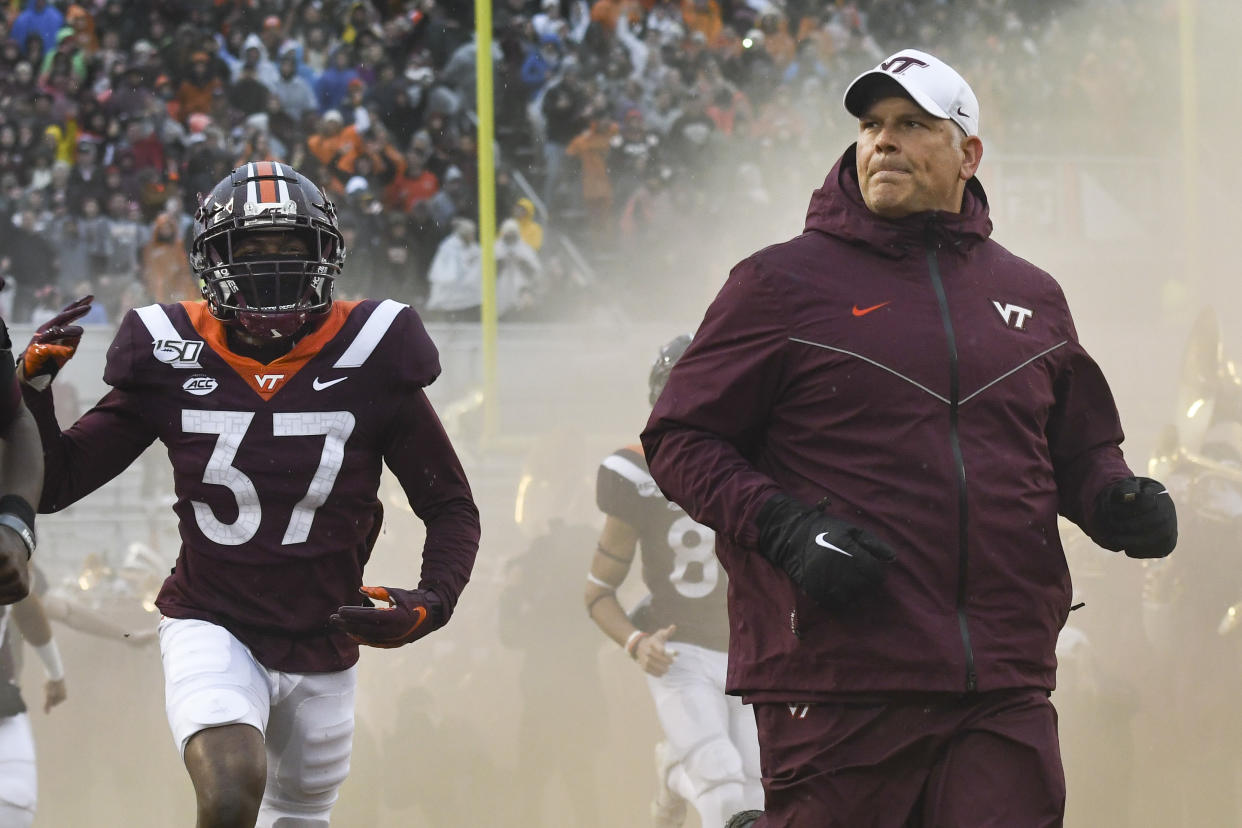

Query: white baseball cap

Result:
[843,49,979,137]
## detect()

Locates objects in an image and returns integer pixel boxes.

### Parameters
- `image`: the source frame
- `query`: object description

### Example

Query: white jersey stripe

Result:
[135,304,185,344]
[602,452,654,488]
[332,300,407,368]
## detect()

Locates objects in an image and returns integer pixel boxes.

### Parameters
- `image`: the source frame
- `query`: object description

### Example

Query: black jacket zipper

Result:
[925,232,978,692]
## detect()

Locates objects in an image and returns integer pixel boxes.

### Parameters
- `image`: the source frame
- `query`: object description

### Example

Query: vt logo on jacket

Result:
[992,300,1033,330]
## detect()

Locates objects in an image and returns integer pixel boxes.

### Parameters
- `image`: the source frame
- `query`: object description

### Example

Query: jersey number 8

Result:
[666,514,719,598]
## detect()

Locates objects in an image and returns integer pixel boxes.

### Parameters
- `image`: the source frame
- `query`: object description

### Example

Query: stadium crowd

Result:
[0,0,1167,325]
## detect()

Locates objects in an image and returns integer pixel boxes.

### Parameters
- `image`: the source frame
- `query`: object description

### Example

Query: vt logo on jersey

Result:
[254,373,286,391]
[992,301,1033,330]
[182,375,218,396]
[153,338,204,368]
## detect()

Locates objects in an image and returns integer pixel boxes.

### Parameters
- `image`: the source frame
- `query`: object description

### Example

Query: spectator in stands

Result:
[4,209,55,319]
[428,164,467,231]
[11,0,64,57]
[426,216,481,322]
[271,52,317,122]
[141,212,190,303]
[608,107,660,208]
[620,165,674,243]
[176,52,222,123]
[665,89,716,169]
[340,77,372,130]
[533,0,569,41]
[566,114,618,239]
[306,109,351,167]
[513,197,543,252]
[495,217,542,319]
[316,46,360,113]
[385,148,439,212]
[99,192,144,283]
[540,67,585,209]
[230,63,272,117]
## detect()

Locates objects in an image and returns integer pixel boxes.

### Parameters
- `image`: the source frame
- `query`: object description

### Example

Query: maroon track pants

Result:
[752,688,1065,828]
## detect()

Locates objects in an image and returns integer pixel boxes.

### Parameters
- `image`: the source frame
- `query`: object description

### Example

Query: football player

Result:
[19,163,480,827]
[0,583,68,827]
[0,314,42,605]
[584,335,763,828]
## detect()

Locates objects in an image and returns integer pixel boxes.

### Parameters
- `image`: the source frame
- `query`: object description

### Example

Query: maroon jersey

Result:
[596,446,729,651]
[25,299,479,673]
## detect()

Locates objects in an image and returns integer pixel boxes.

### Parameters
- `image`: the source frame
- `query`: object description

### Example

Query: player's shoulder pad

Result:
[337,299,441,388]
[596,445,660,518]
[103,303,201,389]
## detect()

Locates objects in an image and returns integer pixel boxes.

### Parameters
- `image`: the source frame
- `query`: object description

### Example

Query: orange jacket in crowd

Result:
[306,123,359,167]
[681,0,722,44]
[567,121,618,205]
[335,137,405,180]
[590,0,641,31]
[177,78,222,121]
[384,167,439,212]
[142,214,193,304]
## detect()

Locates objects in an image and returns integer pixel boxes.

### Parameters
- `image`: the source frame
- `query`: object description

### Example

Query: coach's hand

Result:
[330,586,444,648]
[757,493,896,609]
[1092,476,1177,559]
[18,295,94,391]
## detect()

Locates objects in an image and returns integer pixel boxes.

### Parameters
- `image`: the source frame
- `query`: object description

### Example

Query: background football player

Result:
[0,580,68,827]
[584,335,763,828]
[0,312,42,605]
[17,162,480,827]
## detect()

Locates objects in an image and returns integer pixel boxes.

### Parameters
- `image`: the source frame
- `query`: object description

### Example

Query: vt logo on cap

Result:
[880,55,929,75]
[844,49,980,137]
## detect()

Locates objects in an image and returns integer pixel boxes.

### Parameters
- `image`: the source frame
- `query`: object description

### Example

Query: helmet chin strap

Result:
[227,310,328,363]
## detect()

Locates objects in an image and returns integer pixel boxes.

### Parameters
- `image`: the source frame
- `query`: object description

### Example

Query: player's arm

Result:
[22,386,158,513]
[0,313,40,602]
[0,403,42,604]
[39,591,158,646]
[333,388,480,649]
[11,593,67,713]
[586,515,676,677]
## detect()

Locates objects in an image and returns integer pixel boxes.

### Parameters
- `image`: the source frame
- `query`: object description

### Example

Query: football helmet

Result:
[191,162,345,340]
[649,334,692,405]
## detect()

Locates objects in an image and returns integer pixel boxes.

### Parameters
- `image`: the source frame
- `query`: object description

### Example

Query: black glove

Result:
[1092,476,1177,559]
[756,493,896,609]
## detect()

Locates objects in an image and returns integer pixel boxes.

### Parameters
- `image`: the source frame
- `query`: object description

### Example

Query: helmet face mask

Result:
[649,334,692,406]
[191,162,345,340]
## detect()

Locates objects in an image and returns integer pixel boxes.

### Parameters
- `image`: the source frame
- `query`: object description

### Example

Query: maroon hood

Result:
[804,144,993,258]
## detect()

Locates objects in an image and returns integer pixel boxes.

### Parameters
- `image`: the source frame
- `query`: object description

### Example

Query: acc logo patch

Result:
[182,375,218,396]
[153,338,204,368]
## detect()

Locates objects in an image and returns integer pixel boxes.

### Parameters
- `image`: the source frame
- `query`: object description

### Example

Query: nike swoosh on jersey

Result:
[814,533,853,557]
[852,302,891,317]
[312,376,348,391]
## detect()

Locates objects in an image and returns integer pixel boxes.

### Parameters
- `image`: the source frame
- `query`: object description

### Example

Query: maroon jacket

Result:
[641,146,1133,701]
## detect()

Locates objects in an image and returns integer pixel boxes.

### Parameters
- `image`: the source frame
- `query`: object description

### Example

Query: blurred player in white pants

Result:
[0,586,67,827]
[585,335,762,827]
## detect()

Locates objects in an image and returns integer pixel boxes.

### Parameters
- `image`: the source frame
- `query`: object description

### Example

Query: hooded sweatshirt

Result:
[641,145,1134,701]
